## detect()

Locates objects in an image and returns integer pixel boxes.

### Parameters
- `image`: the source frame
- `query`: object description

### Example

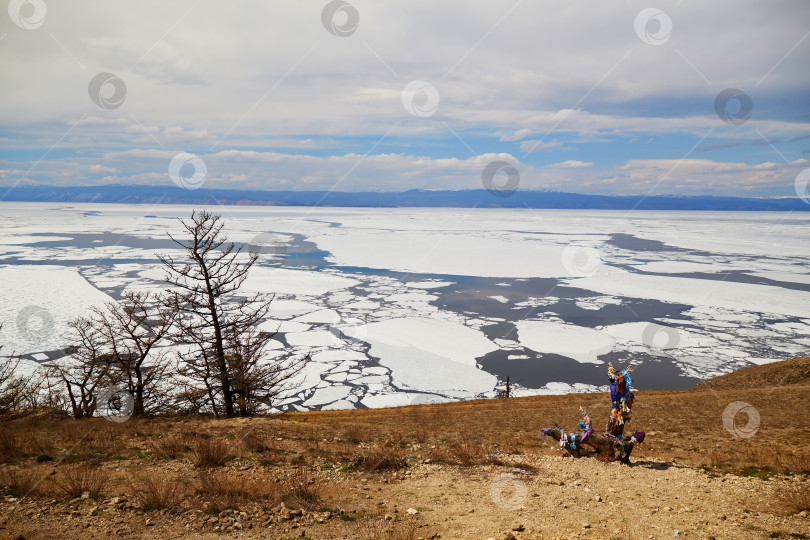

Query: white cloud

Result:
[501,128,532,141]
[519,140,570,153]
[549,160,593,168]
[0,0,808,195]
[3,150,804,198]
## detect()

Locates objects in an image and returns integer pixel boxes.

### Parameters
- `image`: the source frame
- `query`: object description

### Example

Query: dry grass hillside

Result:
[1,358,809,539]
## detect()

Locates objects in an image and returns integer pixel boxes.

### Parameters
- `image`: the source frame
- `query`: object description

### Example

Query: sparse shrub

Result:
[150,433,191,460]
[197,469,278,512]
[192,438,233,467]
[131,471,185,511]
[0,427,22,462]
[351,451,408,472]
[52,463,108,499]
[0,467,42,497]
[281,467,323,510]
[774,483,810,515]
[355,517,419,540]
[445,433,486,466]
[239,430,272,453]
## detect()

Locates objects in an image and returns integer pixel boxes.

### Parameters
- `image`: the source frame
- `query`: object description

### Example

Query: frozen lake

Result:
[1,203,809,410]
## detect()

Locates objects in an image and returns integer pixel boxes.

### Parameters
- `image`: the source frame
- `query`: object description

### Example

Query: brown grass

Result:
[51,463,108,499]
[131,471,186,511]
[351,449,408,472]
[354,517,419,540]
[192,437,233,467]
[197,469,279,512]
[280,467,323,510]
[0,369,806,524]
[774,483,810,515]
[239,429,273,453]
[0,467,42,497]
[150,432,192,459]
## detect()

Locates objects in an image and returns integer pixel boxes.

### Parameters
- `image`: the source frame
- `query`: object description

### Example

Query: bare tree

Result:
[0,356,28,413]
[174,334,225,417]
[0,326,26,413]
[159,210,305,417]
[225,324,307,416]
[54,318,110,418]
[89,291,174,416]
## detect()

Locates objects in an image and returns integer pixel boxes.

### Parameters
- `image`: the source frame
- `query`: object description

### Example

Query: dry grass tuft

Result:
[354,517,419,540]
[131,471,186,511]
[280,467,323,510]
[444,433,489,466]
[774,483,810,515]
[351,451,408,472]
[150,433,192,459]
[239,429,273,453]
[0,467,42,497]
[192,437,233,467]
[197,469,278,512]
[52,463,108,499]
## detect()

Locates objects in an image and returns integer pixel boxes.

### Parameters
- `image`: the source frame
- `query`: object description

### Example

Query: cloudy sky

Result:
[1,0,809,197]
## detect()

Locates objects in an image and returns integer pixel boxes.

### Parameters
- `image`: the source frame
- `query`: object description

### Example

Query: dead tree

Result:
[54,318,110,418]
[174,333,224,417]
[0,356,28,413]
[541,426,643,463]
[159,210,305,417]
[225,324,307,416]
[0,326,27,413]
[89,291,174,416]
[541,363,645,463]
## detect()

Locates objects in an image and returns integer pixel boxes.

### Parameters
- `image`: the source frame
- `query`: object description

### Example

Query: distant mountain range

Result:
[2,184,808,211]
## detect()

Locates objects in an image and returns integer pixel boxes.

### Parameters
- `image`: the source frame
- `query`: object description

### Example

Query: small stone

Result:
[407,508,419,515]
[594,495,602,502]
[512,524,525,532]
[583,523,591,529]
[81,491,90,499]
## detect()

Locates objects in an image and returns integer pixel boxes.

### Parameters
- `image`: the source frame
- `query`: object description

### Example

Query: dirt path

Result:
[2,454,808,540]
